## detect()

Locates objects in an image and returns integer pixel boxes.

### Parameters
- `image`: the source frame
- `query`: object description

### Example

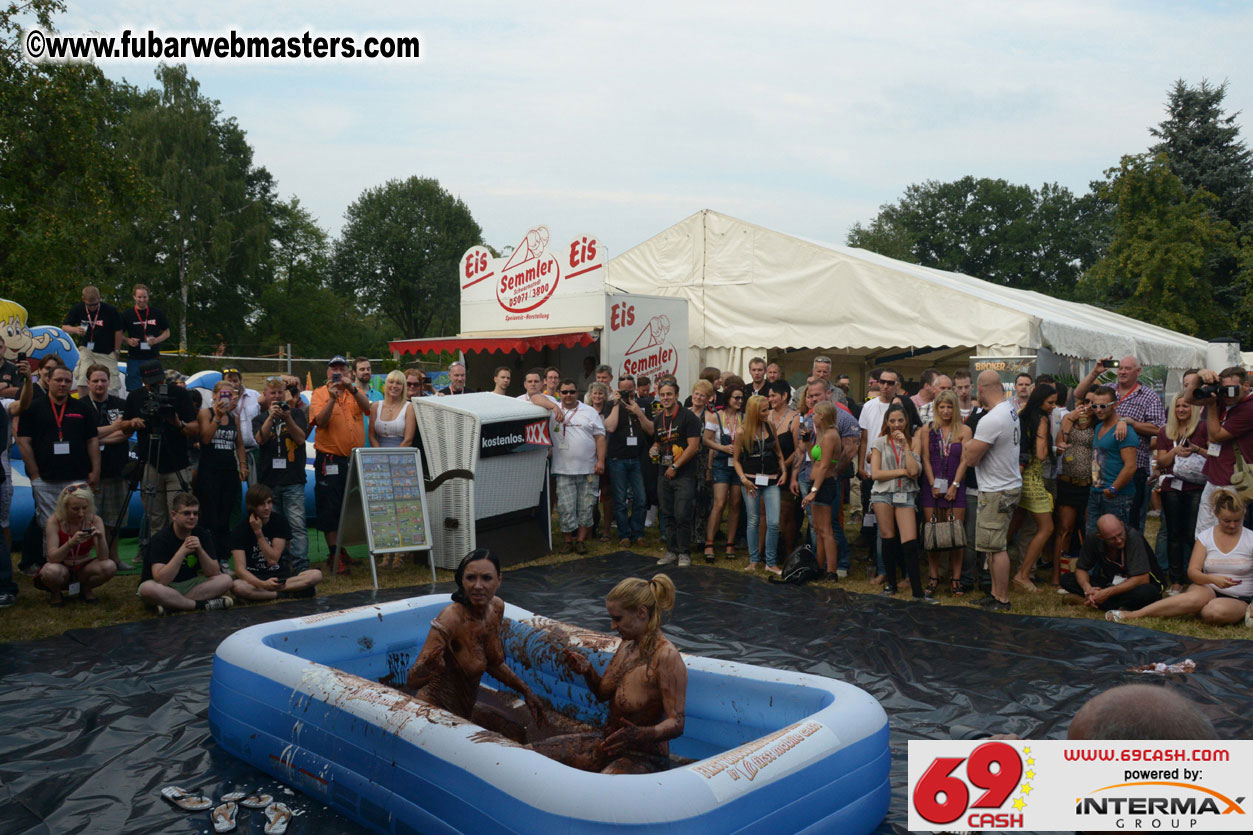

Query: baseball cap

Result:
[327,355,348,367]
[139,359,164,383]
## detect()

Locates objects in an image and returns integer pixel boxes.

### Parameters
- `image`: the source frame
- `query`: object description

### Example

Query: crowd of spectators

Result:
[2,283,1252,635]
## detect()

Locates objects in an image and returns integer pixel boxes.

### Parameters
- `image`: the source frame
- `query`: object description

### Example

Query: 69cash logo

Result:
[911,741,1035,829]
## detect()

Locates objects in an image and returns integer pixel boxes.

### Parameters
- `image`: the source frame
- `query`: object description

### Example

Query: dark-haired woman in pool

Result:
[404,549,545,724]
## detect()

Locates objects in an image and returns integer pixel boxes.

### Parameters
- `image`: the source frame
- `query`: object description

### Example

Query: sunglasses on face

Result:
[560,389,577,395]
[1091,403,1111,410]
[407,381,422,387]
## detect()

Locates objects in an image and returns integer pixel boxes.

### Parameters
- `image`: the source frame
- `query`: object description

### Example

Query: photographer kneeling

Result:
[1188,367,1253,534]
[122,360,200,549]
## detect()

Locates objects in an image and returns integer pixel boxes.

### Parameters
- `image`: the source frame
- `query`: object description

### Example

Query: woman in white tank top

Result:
[1108,488,1253,626]
[369,370,416,449]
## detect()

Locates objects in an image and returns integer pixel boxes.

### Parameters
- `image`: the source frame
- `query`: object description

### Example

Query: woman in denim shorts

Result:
[870,403,931,602]
[703,379,744,561]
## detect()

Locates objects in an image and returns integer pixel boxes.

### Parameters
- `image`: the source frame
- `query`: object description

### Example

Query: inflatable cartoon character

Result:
[0,298,78,368]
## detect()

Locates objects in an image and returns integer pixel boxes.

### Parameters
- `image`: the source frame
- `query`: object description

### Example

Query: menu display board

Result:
[336,448,434,583]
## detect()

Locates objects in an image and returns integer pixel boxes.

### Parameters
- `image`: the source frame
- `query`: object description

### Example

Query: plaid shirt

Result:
[1115,385,1166,473]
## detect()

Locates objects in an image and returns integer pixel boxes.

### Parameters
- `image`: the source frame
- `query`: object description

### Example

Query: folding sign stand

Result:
[336,448,436,588]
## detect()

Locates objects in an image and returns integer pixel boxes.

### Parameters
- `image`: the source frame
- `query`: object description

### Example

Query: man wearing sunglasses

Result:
[549,379,606,554]
[603,374,653,546]
[1087,387,1138,533]
[137,491,233,614]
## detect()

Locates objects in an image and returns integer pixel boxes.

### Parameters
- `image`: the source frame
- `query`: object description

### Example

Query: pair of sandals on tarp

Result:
[162,786,291,833]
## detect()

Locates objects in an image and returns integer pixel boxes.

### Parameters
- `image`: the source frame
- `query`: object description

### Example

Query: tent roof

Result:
[606,209,1208,369]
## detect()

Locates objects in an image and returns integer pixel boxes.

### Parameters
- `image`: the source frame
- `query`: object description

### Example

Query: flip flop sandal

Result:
[161,786,213,811]
[220,792,246,803]
[240,792,274,809]
[264,802,293,835]
[211,801,238,833]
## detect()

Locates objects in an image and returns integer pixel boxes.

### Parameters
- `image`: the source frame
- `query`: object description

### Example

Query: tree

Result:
[846,176,1108,295]
[1081,153,1235,336]
[332,177,482,338]
[251,197,382,356]
[0,0,152,323]
[117,64,269,351]
[1150,79,1253,230]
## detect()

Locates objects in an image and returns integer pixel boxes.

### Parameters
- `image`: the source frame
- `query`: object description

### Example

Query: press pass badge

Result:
[140,341,150,350]
[933,478,949,490]
[626,436,638,446]
[272,458,286,470]
[893,492,908,503]
[754,474,769,487]
[54,442,71,455]
[325,464,339,476]
[67,582,81,597]
[1208,442,1222,456]
[1169,478,1182,490]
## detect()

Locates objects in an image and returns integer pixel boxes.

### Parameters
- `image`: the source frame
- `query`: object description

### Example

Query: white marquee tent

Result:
[606,209,1211,382]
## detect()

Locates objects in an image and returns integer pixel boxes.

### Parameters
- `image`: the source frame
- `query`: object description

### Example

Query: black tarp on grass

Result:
[2,553,1250,834]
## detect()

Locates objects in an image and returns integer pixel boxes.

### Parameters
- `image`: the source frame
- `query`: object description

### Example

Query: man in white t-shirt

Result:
[963,369,1022,610]
[550,378,606,554]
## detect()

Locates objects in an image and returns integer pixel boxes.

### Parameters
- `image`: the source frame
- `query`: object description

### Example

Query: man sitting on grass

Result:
[230,484,323,602]
[1060,514,1163,611]
[137,492,233,615]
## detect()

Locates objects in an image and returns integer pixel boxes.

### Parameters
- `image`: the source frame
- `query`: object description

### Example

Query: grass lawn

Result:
[3,515,1250,645]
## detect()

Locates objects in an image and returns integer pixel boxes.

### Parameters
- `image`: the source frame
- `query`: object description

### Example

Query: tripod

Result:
[117,411,191,563]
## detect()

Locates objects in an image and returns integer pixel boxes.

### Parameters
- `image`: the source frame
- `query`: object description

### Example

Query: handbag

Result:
[1229,444,1253,501]
[1171,442,1207,485]
[924,505,966,551]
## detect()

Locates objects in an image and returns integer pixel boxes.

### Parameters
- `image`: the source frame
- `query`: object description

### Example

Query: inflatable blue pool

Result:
[210,595,890,834]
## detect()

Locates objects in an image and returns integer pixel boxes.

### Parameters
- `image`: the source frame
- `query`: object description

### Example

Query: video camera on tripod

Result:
[138,383,178,422]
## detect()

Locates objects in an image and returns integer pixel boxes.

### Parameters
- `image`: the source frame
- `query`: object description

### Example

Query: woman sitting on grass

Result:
[37,484,114,606]
[1107,489,1253,626]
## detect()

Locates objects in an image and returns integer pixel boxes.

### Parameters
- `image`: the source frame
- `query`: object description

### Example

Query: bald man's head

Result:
[1068,685,1215,740]
[1096,514,1124,540]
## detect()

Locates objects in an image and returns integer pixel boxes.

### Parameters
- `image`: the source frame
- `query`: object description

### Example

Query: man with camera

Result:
[253,377,309,572]
[1075,356,1165,531]
[1190,366,1253,533]
[16,364,100,551]
[122,360,200,542]
[222,367,262,482]
[603,373,654,547]
[311,355,370,573]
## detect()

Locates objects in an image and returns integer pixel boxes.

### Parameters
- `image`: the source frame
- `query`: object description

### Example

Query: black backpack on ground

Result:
[769,544,822,585]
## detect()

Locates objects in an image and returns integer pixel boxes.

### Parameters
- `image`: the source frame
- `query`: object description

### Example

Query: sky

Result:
[37,0,1253,257]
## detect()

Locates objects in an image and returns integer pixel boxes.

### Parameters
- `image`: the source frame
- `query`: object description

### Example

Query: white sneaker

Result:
[677,554,691,568]
[656,552,677,566]
[836,569,848,579]
[1245,607,1252,628]
[645,508,657,528]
